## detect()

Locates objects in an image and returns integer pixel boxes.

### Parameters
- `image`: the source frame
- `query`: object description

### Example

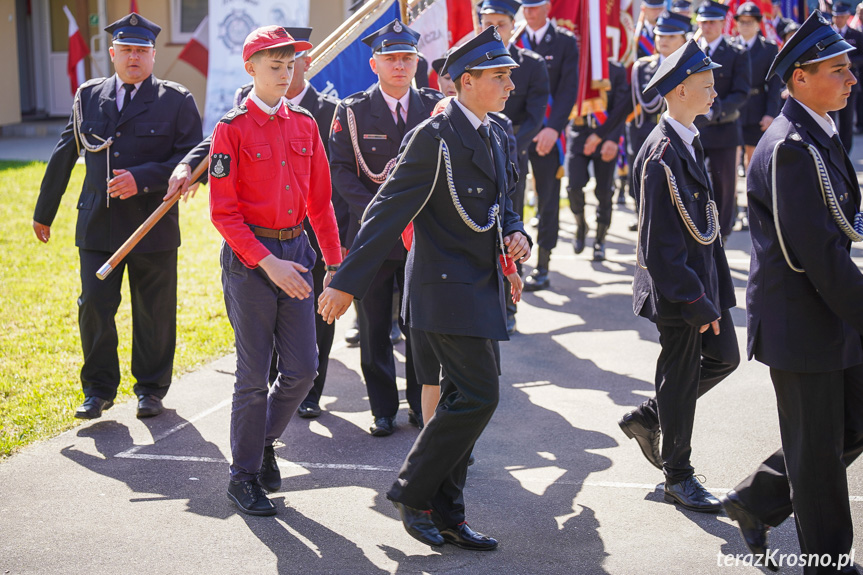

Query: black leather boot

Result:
[524,247,551,291]
[573,213,587,254]
[593,223,609,261]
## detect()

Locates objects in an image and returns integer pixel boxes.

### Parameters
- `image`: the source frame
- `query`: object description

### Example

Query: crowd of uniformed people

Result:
[30,0,863,570]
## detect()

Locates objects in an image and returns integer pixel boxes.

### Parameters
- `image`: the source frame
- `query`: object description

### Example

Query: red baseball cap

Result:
[242,26,313,62]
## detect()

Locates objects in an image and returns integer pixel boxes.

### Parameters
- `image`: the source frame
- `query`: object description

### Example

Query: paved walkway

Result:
[3,133,863,574]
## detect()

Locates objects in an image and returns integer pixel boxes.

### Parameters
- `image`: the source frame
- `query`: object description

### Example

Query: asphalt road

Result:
[3,164,863,574]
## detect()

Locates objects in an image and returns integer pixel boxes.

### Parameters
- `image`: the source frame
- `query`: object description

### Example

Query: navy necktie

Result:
[121,83,135,113]
[396,102,406,139]
[478,124,495,175]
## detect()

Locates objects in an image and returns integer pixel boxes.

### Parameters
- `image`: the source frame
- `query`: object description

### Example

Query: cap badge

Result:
[493,29,501,41]
[130,14,138,26]
[818,13,828,24]
[431,121,440,129]
[394,20,403,33]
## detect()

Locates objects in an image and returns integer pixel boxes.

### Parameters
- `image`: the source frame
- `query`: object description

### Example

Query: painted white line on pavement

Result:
[115,398,232,458]
[107,451,863,501]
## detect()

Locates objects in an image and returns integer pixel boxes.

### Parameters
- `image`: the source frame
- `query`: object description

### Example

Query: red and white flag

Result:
[63,5,90,96]
[177,16,209,76]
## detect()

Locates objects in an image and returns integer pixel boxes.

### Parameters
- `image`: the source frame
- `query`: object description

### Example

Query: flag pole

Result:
[307,0,393,79]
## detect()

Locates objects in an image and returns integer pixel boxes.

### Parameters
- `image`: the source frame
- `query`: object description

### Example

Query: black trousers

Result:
[566,148,618,227]
[733,364,863,574]
[78,248,177,401]
[704,147,738,237]
[529,141,563,250]
[358,259,420,418]
[631,314,739,481]
[830,92,857,153]
[388,330,500,526]
[268,248,336,405]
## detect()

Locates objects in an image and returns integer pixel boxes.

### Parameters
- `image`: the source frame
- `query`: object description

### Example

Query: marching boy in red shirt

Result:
[209,26,343,516]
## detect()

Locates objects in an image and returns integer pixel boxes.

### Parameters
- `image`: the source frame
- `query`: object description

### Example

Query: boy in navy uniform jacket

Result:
[722,13,863,570]
[618,40,740,514]
[319,27,531,550]
[209,26,342,517]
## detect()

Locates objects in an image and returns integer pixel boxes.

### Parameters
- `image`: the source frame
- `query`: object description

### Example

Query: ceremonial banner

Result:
[307,0,400,99]
[411,0,450,64]
[178,16,209,77]
[63,5,90,96]
[203,1,309,134]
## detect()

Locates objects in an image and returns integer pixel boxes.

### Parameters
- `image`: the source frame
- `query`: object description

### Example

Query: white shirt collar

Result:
[115,76,143,111]
[700,35,723,55]
[527,20,551,42]
[453,98,489,130]
[663,112,701,160]
[249,90,285,115]
[793,97,839,137]
[379,86,410,122]
[288,82,311,107]
[742,34,758,50]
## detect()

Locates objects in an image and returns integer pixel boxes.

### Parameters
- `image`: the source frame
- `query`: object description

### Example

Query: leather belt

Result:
[250,223,303,240]
[572,116,598,130]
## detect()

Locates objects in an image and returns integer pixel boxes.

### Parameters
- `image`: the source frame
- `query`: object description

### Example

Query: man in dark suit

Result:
[720,13,863,571]
[319,26,530,550]
[734,2,782,167]
[169,27,349,420]
[328,20,443,437]
[517,0,579,290]
[32,13,202,420]
[695,0,752,240]
[481,0,549,332]
[618,40,739,513]
[831,2,863,152]
[564,60,628,262]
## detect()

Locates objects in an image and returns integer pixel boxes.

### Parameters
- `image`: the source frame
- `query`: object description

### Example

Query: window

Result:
[170,0,208,44]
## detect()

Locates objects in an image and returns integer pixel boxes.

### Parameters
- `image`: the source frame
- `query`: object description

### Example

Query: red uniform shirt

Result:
[209,98,342,268]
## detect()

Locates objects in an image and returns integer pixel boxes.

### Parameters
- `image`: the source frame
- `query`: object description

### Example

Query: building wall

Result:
[0,0,22,126]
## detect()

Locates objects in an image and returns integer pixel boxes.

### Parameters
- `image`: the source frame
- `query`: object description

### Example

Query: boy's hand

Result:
[318,287,354,324]
[165,163,198,202]
[507,272,523,303]
[257,255,311,299]
[504,232,531,263]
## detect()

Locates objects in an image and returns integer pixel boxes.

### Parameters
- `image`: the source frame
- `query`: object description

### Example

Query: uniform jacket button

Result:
[281,160,286,165]
[115,131,121,137]
[256,153,261,158]
[143,187,149,193]
[113,151,119,157]
[285,185,290,190]
[302,147,307,153]
[150,129,154,134]
[441,273,447,280]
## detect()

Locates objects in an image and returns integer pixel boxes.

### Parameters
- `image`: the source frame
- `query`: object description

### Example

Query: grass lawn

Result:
[0,161,234,458]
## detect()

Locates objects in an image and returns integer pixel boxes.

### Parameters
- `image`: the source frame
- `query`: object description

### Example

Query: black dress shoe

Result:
[370,416,395,437]
[391,501,444,547]
[227,480,276,516]
[506,313,517,335]
[391,320,404,344]
[75,397,113,420]
[440,523,498,551]
[136,395,163,418]
[468,452,476,466]
[297,401,321,419]
[523,268,549,291]
[664,475,721,513]
[618,411,662,470]
[721,491,777,571]
[257,444,281,492]
[408,409,423,430]
[593,242,606,262]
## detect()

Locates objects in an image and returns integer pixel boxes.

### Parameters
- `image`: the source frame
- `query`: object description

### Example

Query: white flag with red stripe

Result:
[63,5,89,96]
[178,16,209,77]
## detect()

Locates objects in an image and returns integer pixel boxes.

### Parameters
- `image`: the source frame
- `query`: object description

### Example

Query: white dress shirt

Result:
[663,112,701,162]
[249,90,285,115]
[453,98,490,130]
[526,20,551,46]
[379,86,409,125]
[288,82,311,107]
[794,97,839,136]
[115,76,142,112]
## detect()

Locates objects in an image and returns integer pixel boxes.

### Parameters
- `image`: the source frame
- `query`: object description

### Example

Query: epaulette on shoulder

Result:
[424,112,449,135]
[556,26,577,40]
[419,87,444,102]
[287,101,314,119]
[341,91,369,107]
[77,77,108,94]
[219,105,248,124]
[319,91,340,106]
[648,137,673,162]
[162,80,189,95]
[522,49,544,62]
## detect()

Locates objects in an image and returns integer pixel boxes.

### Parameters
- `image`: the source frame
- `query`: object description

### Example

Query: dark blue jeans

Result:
[221,234,317,482]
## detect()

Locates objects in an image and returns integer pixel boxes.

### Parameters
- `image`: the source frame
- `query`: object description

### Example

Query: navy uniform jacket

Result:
[329,101,529,341]
[746,97,863,372]
[694,37,751,149]
[569,61,629,151]
[489,111,518,167]
[503,45,550,156]
[737,36,783,126]
[841,26,863,93]
[34,75,202,253]
[632,117,736,326]
[329,85,443,254]
[517,24,579,135]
